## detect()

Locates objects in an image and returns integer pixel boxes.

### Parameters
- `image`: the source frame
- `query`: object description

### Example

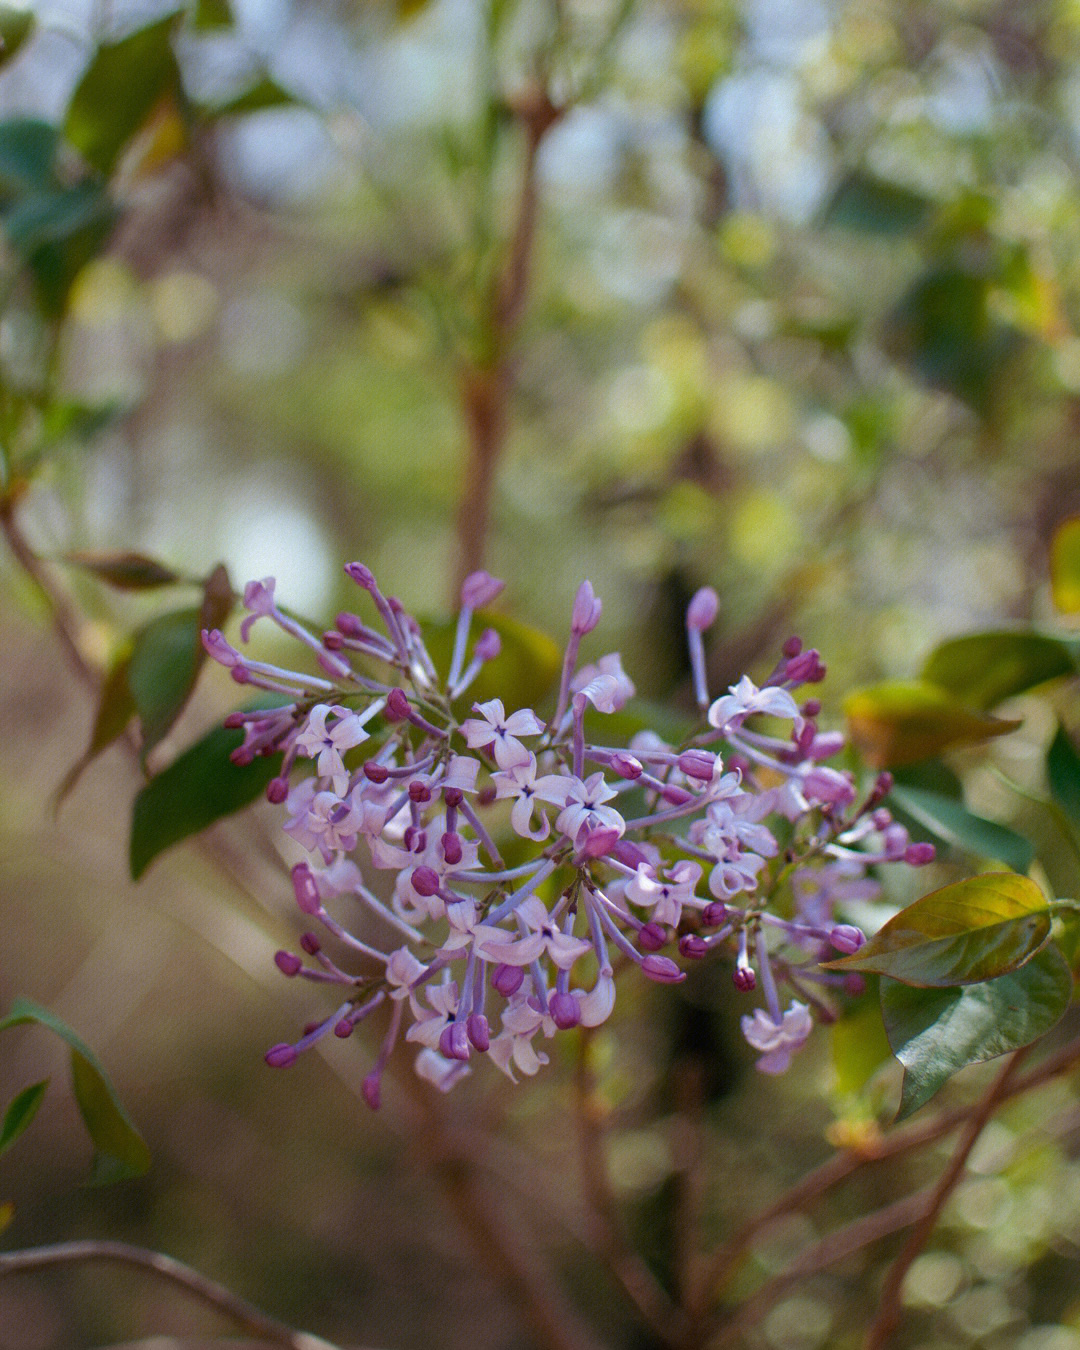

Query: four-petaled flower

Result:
[555,773,625,844]
[480,897,593,969]
[460,698,544,769]
[294,704,371,795]
[741,1002,813,1074]
[626,861,704,927]
[707,676,801,733]
[492,754,570,840]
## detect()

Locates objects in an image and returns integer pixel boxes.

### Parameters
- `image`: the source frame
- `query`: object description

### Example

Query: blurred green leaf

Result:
[0,118,57,194]
[921,631,1078,711]
[424,610,562,710]
[3,179,116,315]
[890,760,963,798]
[64,550,182,590]
[888,783,1035,873]
[824,171,932,236]
[830,986,892,1097]
[0,5,34,69]
[1048,725,1080,833]
[0,1202,12,1232]
[1051,517,1080,614]
[55,650,135,805]
[189,0,232,29]
[844,680,1021,768]
[882,945,1072,1119]
[65,14,182,175]
[0,999,150,1182]
[823,873,1053,986]
[130,724,281,879]
[205,77,299,116]
[0,1080,48,1155]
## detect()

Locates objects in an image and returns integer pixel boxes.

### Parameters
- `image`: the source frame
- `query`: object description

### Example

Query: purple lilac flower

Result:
[204,564,933,1104]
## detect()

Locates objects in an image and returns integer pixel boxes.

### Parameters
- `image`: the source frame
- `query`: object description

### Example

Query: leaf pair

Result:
[0,1000,149,1183]
[826,874,1073,1117]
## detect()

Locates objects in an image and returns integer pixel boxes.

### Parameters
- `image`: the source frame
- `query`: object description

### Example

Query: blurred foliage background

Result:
[3,0,1080,1347]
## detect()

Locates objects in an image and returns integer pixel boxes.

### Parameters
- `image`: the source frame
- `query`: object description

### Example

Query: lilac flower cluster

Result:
[202,565,933,1104]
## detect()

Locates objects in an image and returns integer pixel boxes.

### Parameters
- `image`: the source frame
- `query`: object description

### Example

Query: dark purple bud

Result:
[829,925,865,955]
[292,863,321,915]
[265,1043,297,1068]
[386,688,411,721]
[334,1018,354,1038]
[639,922,667,952]
[300,932,321,955]
[571,580,602,635]
[732,966,756,992]
[335,611,365,637]
[266,776,289,804]
[460,570,505,609]
[641,955,685,984]
[492,963,524,997]
[274,950,302,976]
[549,991,582,1029]
[230,745,254,766]
[362,1073,381,1110]
[477,786,497,807]
[686,586,720,632]
[678,934,707,960]
[409,780,431,803]
[782,635,803,658]
[439,1021,471,1062]
[474,628,501,661]
[230,666,252,685]
[609,838,651,869]
[323,630,344,651]
[786,649,826,683]
[412,865,441,897]
[577,825,620,860]
[443,786,463,808]
[467,1013,490,1052]
[223,711,246,729]
[609,752,643,780]
[905,842,936,865]
[364,760,389,783]
[801,698,821,718]
[702,902,727,927]
[344,562,377,590]
[404,827,427,853]
[678,750,717,782]
[441,832,463,865]
[661,783,693,806]
[843,974,867,997]
[874,771,894,798]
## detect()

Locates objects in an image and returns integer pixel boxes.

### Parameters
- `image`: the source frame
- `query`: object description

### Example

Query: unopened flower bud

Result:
[265,1043,297,1068]
[412,866,441,897]
[678,750,717,781]
[292,863,321,915]
[362,1073,381,1110]
[639,922,667,952]
[732,966,756,992]
[829,925,865,954]
[322,630,344,651]
[364,761,389,783]
[843,974,866,996]
[223,711,246,729]
[661,783,693,806]
[801,698,821,717]
[344,562,377,590]
[467,1013,490,1052]
[334,1018,354,1038]
[577,825,621,860]
[872,808,892,830]
[443,786,463,808]
[460,570,505,609]
[386,688,411,721]
[404,827,427,853]
[873,771,894,800]
[905,842,936,865]
[474,628,501,661]
[609,753,643,779]
[409,779,431,803]
[230,667,252,686]
[782,635,803,658]
[883,824,910,859]
[492,963,524,997]
[439,1021,471,1062]
[300,933,321,955]
[549,991,582,1029]
[679,934,707,959]
[686,586,719,632]
[571,580,602,635]
[441,832,463,865]
[702,902,727,927]
[641,955,685,984]
[274,950,302,976]
[335,611,365,637]
[786,649,826,683]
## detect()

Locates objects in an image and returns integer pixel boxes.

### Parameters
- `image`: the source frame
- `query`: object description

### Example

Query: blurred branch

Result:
[573,1030,690,1346]
[865,1049,1028,1350]
[0,1242,339,1349]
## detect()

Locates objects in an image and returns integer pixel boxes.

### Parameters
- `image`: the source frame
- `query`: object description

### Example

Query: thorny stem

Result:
[864,1049,1029,1350]
[0,1241,338,1349]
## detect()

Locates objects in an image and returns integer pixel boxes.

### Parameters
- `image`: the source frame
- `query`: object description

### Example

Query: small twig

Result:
[865,1050,1028,1350]
[0,1241,337,1349]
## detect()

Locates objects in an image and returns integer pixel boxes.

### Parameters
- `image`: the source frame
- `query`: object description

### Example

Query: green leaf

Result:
[844,680,1021,768]
[921,631,1077,711]
[0,118,57,193]
[130,724,281,879]
[2,180,116,315]
[888,783,1035,873]
[1051,517,1080,615]
[190,0,232,29]
[65,15,181,175]
[55,650,135,805]
[206,77,299,116]
[830,986,892,1097]
[823,873,1053,987]
[0,1000,149,1182]
[64,550,181,590]
[0,1080,48,1155]
[1048,725,1080,832]
[823,171,932,236]
[0,6,35,70]
[881,944,1072,1119]
[423,610,562,710]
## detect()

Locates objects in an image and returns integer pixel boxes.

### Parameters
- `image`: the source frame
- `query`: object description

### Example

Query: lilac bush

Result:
[203,563,934,1103]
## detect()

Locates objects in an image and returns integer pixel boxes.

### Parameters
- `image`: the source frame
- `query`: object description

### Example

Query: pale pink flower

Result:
[414,1048,470,1091]
[282,781,364,859]
[741,1002,813,1074]
[406,981,460,1049]
[707,675,801,733]
[460,699,544,769]
[626,861,704,927]
[480,897,593,970]
[571,653,635,712]
[492,754,570,841]
[555,773,625,844]
[294,704,371,795]
[488,997,552,1081]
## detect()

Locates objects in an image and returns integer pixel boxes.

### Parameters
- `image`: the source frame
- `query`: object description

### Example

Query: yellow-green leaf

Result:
[845,680,1020,768]
[1051,517,1080,614]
